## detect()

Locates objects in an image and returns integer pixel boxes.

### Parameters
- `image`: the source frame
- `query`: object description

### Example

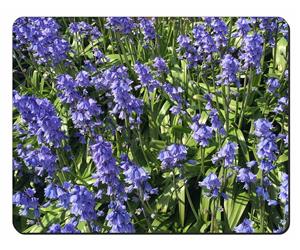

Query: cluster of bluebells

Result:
[158,144,187,170]
[105,17,136,35]
[212,141,238,168]
[217,54,240,87]
[69,21,101,40]
[13,17,288,234]
[56,73,103,135]
[120,154,158,201]
[234,218,254,233]
[13,91,65,147]
[90,136,134,233]
[138,17,156,43]
[13,17,70,64]
[190,114,213,147]
[99,66,144,125]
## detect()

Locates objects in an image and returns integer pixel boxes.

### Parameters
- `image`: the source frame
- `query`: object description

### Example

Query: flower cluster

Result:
[158,144,187,170]
[217,54,240,87]
[105,17,135,34]
[13,188,40,218]
[13,17,70,64]
[234,218,254,233]
[13,91,65,147]
[212,141,238,167]
[190,114,213,147]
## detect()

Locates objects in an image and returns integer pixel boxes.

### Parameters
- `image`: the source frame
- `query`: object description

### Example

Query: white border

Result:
[1,0,298,249]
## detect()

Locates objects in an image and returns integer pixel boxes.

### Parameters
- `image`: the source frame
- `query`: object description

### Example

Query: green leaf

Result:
[178,180,186,227]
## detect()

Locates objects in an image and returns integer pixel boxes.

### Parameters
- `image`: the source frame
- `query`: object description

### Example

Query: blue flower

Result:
[153,57,169,74]
[274,96,288,114]
[217,54,240,87]
[237,167,256,190]
[120,155,158,200]
[105,17,135,34]
[106,201,135,233]
[209,109,226,135]
[13,17,70,65]
[267,78,280,93]
[69,185,97,221]
[13,91,65,147]
[190,114,213,147]
[199,173,221,198]
[134,62,160,92]
[239,33,263,74]
[69,21,101,40]
[279,173,288,203]
[158,144,187,170]
[234,18,251,37]
[254,118,273,138]
[138,18,156,42]
[212,141,238,167]
[234,218,254,233]
[13,188,40,218]
[45,183,58,199]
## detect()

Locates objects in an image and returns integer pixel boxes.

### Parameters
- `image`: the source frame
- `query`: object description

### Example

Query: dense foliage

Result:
[13,17,289,233]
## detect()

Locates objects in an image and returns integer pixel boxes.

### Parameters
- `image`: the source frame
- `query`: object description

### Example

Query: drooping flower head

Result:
[158,144,187,170]
[190,114,213,147]
[234,218,254,233]
[105,17,136,34]
[212,141,238,167]
[217,54,240,87]
[199,173,221,198]
[267,78,280,93]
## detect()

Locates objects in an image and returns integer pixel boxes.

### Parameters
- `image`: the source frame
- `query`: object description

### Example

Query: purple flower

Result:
[138,17,156,42]
[267,78,280,93]
[237,167,257,190]
[234,18,251,37]
[162,82,184,115]
[239,33,263,74]
[158,144,187,170]
[279,173,288,203]
[13,91,66,147]
[134,62,160,92]
[274,96,288,114]
[257,136,278,162]
[217,54,240,87]
[90,136,126,200]
[254,118,273,138]
[105,17,135,34]
[212,141,238,167]
[69,21,101,40]
[44,183,58,199]
[93,48,109,65]
[234,218,254,233]
[13,188,40,218]
[13,17,70,65]
[210,18,228,49]
[69,185,97,221]
[153,57,169,74]
[209,109,225,135]
[190,114,213,147]
[120,155,158,201]
[199,173,221,198]
[106,201,135,233]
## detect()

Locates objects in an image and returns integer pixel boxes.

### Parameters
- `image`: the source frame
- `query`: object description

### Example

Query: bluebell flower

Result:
[120,155,158,200]
[254,118,273,138]
[199,173,221,198]
[134,62,160,92]
[237,167,257,190]
[90,136,126,201]
[258,18,278,47]
[13,91,66,147]
[106,201,135,233]
[13,188,40,218]
[257,135,278,162]
[217,54,240,87]
[279,173,288,203]
[239,33,263,74]
[177,34,201,68]
[190,114,213,147]
[153,57,169,74]
[158,144,187,170]
[274,96,288,114]
[13,17,70,65]
[23,146,57,177]
[69,185,97,221]
[138,17,156,42]
[75,70,91,87]
[93,48,109,65]
[105,17,136,34]
[69,21,101,40]
[234,218,254,233]
[233,18,251,37]
[212,141,238,167]
[193,24,217,55]
[48,223,62,233]
[210,18,228,49]
[162,82,184,115]
[44,183,58,199]
[267,78,280,93]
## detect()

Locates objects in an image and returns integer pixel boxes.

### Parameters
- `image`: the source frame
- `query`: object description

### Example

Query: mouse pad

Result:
[12,17,289,234]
